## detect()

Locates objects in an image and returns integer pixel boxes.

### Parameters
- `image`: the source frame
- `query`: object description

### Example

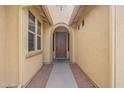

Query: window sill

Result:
[26,50,42,59]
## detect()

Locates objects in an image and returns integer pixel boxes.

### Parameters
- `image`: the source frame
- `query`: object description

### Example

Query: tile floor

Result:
[26,60,95,88]
[46,60,78,88]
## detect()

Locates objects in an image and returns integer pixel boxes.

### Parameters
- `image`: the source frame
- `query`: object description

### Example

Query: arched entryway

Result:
[53,26,70,60]
[50,23,73,63]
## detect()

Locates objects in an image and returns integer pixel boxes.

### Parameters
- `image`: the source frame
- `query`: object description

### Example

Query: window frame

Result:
[37,20,42,50]
[28,11,36,52]
[28,11,42,53]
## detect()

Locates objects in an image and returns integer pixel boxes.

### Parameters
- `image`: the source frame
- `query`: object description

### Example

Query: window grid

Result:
[28,11,42,52]
[37,21,41,50]
[28,11,35,51]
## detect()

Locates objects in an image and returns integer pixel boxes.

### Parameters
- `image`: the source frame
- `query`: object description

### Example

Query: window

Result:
[28,32,35,51]
[37,21,41,50]
[28,11,35,51]
[28,11,42,52]
[29,11,35,32]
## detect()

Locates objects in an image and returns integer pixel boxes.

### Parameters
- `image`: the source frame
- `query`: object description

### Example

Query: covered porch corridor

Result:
[1,5,124,88]
[26,60,95,88]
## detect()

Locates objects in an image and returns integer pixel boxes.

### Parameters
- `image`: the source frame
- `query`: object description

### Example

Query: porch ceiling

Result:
[47,5,74,25]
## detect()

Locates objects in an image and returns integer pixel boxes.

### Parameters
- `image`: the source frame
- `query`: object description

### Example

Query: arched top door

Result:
[53,26,70,59]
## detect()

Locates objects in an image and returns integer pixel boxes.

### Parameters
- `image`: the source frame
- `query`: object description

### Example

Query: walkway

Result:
[46,60,77,88]
[26,60,95,88]
[26,64,53,88]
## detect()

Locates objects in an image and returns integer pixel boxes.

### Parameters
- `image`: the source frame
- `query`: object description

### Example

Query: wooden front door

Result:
[55,32,66,59]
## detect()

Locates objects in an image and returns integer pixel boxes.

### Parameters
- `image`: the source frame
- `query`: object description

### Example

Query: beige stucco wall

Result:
[0,6,19,87]
[70,27,77,63]
[76,6,110,87]
[0,6,7,87]
[6,6,19,87]
[115,6,124,88]
[21,6,43,86]
[43,22,52,64]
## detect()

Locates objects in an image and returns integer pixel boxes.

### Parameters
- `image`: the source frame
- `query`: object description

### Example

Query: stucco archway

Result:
[50,23,74,63]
